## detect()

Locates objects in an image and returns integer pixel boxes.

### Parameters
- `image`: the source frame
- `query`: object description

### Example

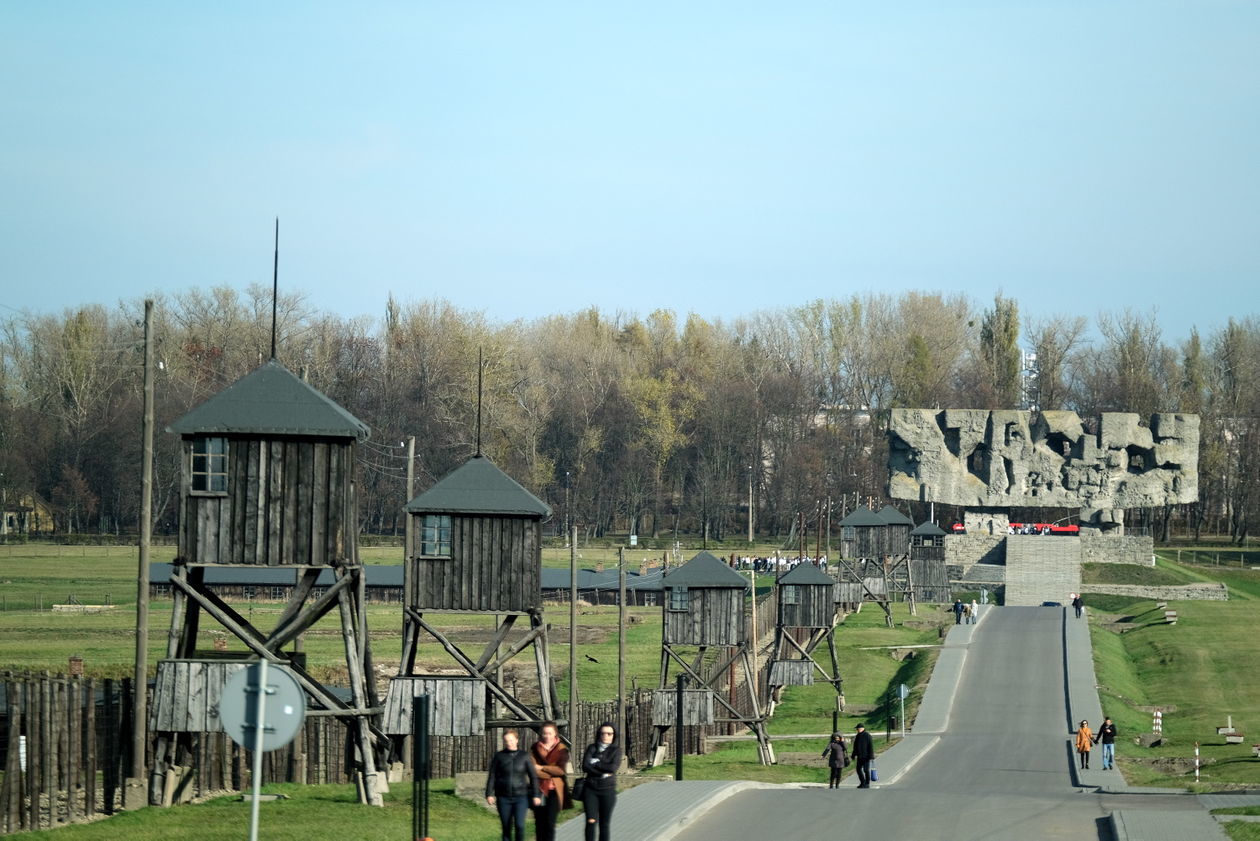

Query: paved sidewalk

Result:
[554,780,776,841]
[1064,607,1228,839]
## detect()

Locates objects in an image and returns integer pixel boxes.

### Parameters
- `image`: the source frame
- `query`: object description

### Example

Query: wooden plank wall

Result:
[663,588,745,646]
[381,677,486,736]
[411,515,541,613]
[181,438,353,566]
[649,690,715,726]
[769,659,815,686]
[149,661,248,733]
[778,584,834,629]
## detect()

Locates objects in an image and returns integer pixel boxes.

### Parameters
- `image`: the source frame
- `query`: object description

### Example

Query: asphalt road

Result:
[675,607,1197,841]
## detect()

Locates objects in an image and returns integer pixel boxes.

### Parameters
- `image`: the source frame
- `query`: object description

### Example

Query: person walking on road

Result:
[1071,593,1084,618]
[530,721,569,841]
[969,598,979,624]
[580,721,622,841]
[852,723,875,788]
[1075,720,1095,770]
[1098,717,1117,770]
[821,732,849,789]
[953,599,965,624]
[485,729,541,841]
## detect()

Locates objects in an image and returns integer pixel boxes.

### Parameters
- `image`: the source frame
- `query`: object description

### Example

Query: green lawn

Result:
[4,781,499,841]
[1090,557,1260,789]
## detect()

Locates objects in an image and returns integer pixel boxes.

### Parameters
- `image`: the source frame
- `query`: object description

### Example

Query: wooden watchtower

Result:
[835,506,895,625]
[838,506,887,559]
[153,360,385,806]
[877,504,913,557]
[909,521,950,603]
[652,551,773,765]
[382,454,556,741]
[766,561,843,712]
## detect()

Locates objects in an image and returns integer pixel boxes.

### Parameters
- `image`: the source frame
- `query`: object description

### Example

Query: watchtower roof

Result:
[838,506,885,527]
[876,505,914,526]
[662,551,748,588]
[778,562,834,586]
[405,455,551,517]
[167,359,369,440]
[911,521,946,537]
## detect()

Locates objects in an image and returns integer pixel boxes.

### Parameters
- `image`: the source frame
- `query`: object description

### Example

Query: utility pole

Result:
[746,465,754,544]
[404,435,415,656]
[133,299,155,781]
[569,526,578,730]
[618,547,627,741]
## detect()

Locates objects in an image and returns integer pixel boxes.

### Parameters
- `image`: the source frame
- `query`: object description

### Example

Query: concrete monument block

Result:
[888,409,1199,509]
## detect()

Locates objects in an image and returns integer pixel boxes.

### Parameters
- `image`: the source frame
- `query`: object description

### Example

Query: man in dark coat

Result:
[952,599,965,624]
[852,723,875,788]
[1098,716,1118,770]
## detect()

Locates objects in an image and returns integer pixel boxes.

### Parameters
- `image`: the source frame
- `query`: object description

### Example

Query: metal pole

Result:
[674,673,685,781]
[618,547,627,740]
[248,659,269,841]
[413,694,431,841]
[569,526,578,730]
[132,299,154,780]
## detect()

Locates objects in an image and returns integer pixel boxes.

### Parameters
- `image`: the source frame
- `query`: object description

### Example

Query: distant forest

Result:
[1,287,1257,544]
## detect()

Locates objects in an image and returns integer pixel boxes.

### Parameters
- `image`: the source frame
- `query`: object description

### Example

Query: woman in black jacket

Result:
[580,721,621,841]
[820,732,849,789]
[485,729,541,841]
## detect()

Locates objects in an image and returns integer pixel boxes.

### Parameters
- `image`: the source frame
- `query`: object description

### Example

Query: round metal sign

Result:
[220,661,307,751]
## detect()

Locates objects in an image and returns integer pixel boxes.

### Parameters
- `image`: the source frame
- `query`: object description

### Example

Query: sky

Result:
[3,1,1258,341]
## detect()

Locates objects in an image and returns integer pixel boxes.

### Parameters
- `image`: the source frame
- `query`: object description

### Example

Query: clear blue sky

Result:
[4,2,1257,340]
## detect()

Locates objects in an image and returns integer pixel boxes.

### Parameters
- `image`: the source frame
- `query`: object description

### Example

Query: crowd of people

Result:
[736,555,829,573]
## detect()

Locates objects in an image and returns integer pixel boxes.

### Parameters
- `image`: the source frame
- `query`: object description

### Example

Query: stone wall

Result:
[944,534,1004,571]
[1080,535,1155,566]
[1004,534,1082,606]
[1082,582,1228,601]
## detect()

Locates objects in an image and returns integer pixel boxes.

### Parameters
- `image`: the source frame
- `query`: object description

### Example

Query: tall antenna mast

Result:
[270,217,279,360]
[475,347,483,456]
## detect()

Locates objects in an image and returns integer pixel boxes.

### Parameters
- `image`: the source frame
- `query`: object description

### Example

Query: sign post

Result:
[898,683,909,737]
[220,661,306,841]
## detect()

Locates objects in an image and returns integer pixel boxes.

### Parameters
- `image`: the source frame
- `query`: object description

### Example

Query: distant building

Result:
[0,492,56,537]
[147,562,404,603]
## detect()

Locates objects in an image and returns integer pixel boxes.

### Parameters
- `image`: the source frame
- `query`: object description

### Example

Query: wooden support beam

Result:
[167,575,387,741]
[485,622,547,677]
[473,614,518,671]
[271,567,324,632]
[663,646,758,724]
[265,572,354,649]
[407,609,550,727]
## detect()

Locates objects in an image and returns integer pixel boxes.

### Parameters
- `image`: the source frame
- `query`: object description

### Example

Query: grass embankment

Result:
[1088,553,1260,790]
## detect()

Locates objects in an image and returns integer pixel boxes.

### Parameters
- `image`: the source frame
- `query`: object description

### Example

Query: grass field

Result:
[0,543,949,836]
[1089,553,1260,790]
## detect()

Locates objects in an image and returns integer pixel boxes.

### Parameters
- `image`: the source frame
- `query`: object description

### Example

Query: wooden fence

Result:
[0,675,713,835]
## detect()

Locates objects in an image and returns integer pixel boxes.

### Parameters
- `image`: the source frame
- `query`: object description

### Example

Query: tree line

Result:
[1,287,1257,545]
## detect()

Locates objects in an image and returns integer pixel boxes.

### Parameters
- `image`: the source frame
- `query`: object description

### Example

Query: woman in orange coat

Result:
[1075,719,1095,770]
[530,721,570,841]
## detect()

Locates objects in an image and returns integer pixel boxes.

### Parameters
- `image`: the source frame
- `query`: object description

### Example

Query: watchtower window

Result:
[782,585,800,605]
[667,587,690,612]
[420,514,452,558]
[191,437,228,493]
